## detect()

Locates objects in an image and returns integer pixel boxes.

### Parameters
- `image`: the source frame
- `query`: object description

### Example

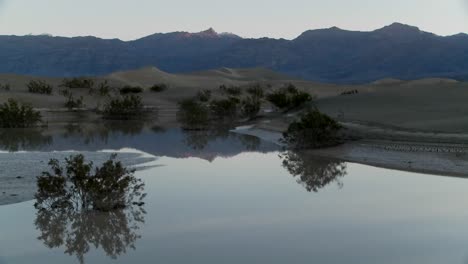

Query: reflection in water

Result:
[34,154,146,263]
[0,128,52,151]
[182,126,260,151]
[35,206,145,264]
[281,150,347,192]
[62,121,149,145]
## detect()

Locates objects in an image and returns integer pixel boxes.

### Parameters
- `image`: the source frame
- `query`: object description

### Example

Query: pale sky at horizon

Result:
[0,0,467,40]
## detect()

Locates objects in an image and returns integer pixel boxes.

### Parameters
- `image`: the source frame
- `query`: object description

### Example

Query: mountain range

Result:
[1,22,468,84]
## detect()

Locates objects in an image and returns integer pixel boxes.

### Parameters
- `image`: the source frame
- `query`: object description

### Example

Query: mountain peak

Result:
[374,22,423,35]
[197,28,218,36]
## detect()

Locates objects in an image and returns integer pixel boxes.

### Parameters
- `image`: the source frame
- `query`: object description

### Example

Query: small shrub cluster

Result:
[267,84,312,111]
[0,99,42,128]
[240,96,261,119]
[282,109,342,149]
[64,94,84,109]
[246,84,264,98]
[177,99,210,129]
[150,83,168,93]
[196,89,212,102]
[35,154,145,212]
[103,95,144,119]
[120,86,143,95]
[89,80,111,96]
[0,83,11,91]
[27,80,53,95]
[209,97,240,120]
[341,89,359,96]
[219,85,242,96]
[61,78,94,89]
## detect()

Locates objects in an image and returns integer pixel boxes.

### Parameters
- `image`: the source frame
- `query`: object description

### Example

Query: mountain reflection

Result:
[182,126,260,151]
[35,202,145,263]
[281,150,347,192]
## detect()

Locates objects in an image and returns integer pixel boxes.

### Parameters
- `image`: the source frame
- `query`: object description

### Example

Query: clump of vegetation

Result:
[89,80,111,96]
[209,97,240,120]
[64,93,84,109]
[177,98,210,129]
[103,95,144,120]
[341,89,359,96]
[0,99,42,128]
[35,154,145,212]
[282,109,342,149]
[196,89,212,102]
[27,80,53,95]
[267,84,312,111]
[150,83,168,93]
[240,96,261,119]
[61,78,94,89]
[0,83,11,91]
[120,85,143,95]
[246,84,264,98]
[219,85,242,96]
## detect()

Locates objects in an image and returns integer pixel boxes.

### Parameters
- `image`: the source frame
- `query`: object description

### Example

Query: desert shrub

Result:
[89,80,111,96]
[34,154,145,212]
[120,85,143,95]
[61,78,94,89]
[266,89,290,109]
[219,85,242,96]
[103,95,144,119]
[196,89,212,102]
[64,94,84,109]
[0,99,42,128]
[246,84,264,98]
[240,96,261,119]
[177,99,210,129]
[150,83,168,93]
[282,109,342,149]
[341,89,359,96]
[27,80,53,95]
[209,97,240,120]
[0,83,11,91]
[267,84,312,111]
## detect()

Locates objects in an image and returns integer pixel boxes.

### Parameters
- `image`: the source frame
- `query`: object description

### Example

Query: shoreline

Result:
[233,123,468,178]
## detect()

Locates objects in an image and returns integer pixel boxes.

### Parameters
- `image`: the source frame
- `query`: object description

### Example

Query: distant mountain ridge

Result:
[1,23,468,84]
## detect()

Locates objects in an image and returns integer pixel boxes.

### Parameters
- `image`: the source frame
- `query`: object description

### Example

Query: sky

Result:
[0,0,467,40]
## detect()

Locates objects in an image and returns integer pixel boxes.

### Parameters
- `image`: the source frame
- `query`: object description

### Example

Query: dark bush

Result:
[241,96,261,119]
[246,84,264,98]
[267,84,312,111]
[282,109,342,149]
[103,95,144,120]
[341,89,359,96]
[0,99,42,128]
[196,89,212,102]
[0,83,11,91]
[220,85,242,96]
[27,80,53,95]
[150,83,168,92]
[120,86,143,94]
[209,97,239,120]
[35,154,145,212]
[64,93,84,109]
[177,99,210,129]
[89,80,111,96]
[61,78,94,89]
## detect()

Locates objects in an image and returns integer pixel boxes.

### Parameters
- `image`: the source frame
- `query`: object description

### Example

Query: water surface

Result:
[1,125,468,264]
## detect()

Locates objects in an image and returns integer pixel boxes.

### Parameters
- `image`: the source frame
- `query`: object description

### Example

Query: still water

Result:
[1,123,468,264]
